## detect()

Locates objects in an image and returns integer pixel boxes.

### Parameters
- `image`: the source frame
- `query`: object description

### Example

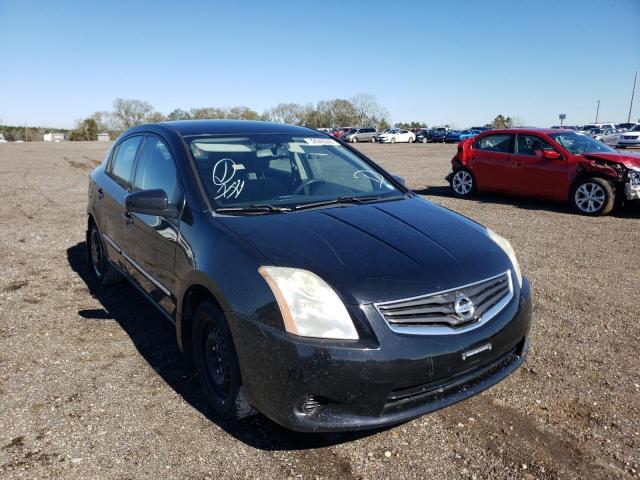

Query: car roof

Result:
[480,128,560,135]
[156,119,320,137]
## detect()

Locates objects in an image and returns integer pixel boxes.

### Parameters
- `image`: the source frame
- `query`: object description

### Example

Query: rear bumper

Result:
[229,278,533,432]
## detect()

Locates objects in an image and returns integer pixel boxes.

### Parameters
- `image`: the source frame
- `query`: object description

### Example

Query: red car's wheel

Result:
[450,168,476,198]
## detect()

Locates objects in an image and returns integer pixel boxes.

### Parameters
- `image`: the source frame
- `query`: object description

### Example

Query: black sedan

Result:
[86,120,532,432]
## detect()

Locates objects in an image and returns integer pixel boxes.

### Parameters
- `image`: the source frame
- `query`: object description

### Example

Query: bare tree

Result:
[267,103,306,125]
[350,93,388,127]
[112,98,154,130]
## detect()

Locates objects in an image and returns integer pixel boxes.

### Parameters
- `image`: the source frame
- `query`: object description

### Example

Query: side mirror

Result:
[125,189,168,216]
[540,150,562,160]
[393,175,406,185]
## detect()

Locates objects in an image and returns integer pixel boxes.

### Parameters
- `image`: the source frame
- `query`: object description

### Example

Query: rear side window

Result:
[109,136,143,187]
[474,134,513,153]
[516,135,555,156]
[133,136,182,206]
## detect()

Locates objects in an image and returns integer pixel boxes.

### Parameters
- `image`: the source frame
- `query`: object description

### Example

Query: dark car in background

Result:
[87,120,532,432]
[445,130,462,143]
[344,127,378,143]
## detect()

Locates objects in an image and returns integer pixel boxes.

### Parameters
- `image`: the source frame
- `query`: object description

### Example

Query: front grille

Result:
[375,271,513,335]
[623,135,638,140]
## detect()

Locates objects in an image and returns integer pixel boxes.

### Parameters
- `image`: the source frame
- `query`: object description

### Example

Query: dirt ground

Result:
[0,141,638,480]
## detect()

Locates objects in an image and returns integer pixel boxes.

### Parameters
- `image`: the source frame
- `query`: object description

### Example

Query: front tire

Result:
[192,301,255,420]
[570,177,615,216]
[422,137,428,143]
[87,223,123,285]
[352,136,358,143]
[450,168,476,198]
[370,136,376,142]
[390,137,396,144]
[408,137,414,143]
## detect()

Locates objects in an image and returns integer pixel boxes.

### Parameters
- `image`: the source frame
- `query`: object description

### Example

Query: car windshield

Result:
[188,134,403,211]
[630,125,640,132]
[549,132,616,154]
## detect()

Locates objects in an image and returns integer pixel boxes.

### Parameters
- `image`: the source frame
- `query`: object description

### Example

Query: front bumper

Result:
[229,278,532,432]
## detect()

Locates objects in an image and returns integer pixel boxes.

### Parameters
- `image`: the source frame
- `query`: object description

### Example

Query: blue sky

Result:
[1,0,639,129]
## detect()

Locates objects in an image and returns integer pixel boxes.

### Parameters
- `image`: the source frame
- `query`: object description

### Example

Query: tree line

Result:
[72,94,396,140]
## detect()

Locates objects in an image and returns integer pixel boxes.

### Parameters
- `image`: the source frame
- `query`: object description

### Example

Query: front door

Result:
[99,135,144,265]
[511,134,570,199]
[468,133,515,192]
[121,134,184,317]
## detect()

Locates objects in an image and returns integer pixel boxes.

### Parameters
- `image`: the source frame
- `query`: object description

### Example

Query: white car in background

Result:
[592,128,621,146]
[617,124,640,148]
[376,128,416,143]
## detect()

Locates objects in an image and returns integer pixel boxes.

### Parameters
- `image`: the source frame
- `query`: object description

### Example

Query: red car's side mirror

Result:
[539,149,562,160]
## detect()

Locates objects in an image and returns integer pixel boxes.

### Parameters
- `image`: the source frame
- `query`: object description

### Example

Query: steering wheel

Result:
[292,179,327,196]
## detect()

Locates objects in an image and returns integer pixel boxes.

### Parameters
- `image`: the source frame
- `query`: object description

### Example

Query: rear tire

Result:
[192,301,255,420]
[87,222,123,285]
[408,137,414,143]
[449,168,476,198]
[422,137,428,143]
[570,177,615,216]
[370,136,376,142]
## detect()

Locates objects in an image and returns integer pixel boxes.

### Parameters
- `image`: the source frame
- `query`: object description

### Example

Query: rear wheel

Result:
[408,137,414,143]
[87,222,123,285]
[570,177,615,216]
[450,168,476,198]
[421,137,428,143]
[370,136,376,142]
[192,301,255,420]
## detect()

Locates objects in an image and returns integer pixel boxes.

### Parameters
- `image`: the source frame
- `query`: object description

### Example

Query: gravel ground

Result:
[0,141,638,479]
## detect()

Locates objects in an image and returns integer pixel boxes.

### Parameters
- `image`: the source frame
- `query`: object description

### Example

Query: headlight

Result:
[259,267,359,340]
[486,229,523,288]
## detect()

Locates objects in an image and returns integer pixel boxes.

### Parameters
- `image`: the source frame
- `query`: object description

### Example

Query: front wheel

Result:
[408,137,414,143]
[352,136,358,143]
[422,137,428,143]
[450,168,476,198]
[390,137,396,144]
[192,301,255,420]
[570,177,615,216]
[370,136,376,142]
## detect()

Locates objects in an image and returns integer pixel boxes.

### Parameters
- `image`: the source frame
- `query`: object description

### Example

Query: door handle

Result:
[97,188,104,200]
[123,211,133,225]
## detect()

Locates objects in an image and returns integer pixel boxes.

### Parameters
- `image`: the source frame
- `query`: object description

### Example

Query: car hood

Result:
[582,152,640,170]
[217,197,513,305]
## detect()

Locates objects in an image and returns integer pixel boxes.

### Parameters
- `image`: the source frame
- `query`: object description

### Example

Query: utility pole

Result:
[628,70,637,123]
[595,100,600,123]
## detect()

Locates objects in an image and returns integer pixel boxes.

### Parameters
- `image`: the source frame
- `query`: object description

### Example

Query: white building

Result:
[97,133,110,142]
[43,132,66,142]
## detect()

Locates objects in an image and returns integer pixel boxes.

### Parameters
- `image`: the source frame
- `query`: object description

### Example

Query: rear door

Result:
[99,135,144,263]
[511,134,570,199]
[468,133,515,192]
[121,134,184,316]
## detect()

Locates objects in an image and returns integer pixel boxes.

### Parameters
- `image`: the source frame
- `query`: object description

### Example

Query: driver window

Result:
[517,135,555,156]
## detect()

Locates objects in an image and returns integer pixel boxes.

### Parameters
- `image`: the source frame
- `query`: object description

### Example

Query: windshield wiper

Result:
[216,203,292,214]
[294,194,403,211]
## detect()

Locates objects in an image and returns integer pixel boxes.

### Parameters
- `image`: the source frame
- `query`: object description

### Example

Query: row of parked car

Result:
[553,123,640,149]
[323,122,640,149]
[323,127,491,144]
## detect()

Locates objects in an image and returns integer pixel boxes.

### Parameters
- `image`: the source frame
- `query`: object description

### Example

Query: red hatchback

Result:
[447,129,640,216]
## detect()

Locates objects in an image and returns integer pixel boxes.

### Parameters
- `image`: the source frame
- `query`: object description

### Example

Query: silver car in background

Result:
[344,127,378,143]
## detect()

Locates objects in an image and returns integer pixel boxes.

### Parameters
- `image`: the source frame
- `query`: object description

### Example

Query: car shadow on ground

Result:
[414,185,640,219]
[67,242,387,451]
